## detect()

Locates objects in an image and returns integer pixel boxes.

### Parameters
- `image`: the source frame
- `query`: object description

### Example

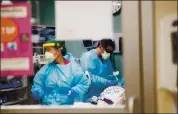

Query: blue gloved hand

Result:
[32,89,44,101]
[67,90,76,104]
[67,90,76,99]
[32,90,42,100]
[120,78,124,88]
[116,76,124,88]
[107,80,118,87]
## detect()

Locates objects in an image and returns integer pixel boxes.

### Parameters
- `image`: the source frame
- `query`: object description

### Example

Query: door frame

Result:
[122,1,157,113]
[121,1,143,113]
[0,1,155,113]
[141,1,157,113]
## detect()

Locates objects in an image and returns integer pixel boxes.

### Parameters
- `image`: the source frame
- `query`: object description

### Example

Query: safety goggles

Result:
[104,48,113,54]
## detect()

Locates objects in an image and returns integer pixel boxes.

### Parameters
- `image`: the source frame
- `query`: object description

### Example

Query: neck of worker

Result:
[96,47,103,60]
[55,54,65,65]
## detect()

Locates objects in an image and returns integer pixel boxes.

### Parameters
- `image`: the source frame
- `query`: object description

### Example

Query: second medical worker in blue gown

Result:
[80,39,124,100]
[31,40,89,105]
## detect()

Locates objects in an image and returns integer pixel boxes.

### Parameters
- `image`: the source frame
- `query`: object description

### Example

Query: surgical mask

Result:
[45,50,58,63]
[101,51,110,60]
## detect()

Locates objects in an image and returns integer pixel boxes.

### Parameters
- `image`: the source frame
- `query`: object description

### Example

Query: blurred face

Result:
[98,44,114,60]
[98,45,114,55]
[45,46,59,57]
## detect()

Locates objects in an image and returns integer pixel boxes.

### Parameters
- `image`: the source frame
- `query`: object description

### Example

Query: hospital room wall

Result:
[112,14,123,77]
[37,0,123,76]
[39,0,54,26]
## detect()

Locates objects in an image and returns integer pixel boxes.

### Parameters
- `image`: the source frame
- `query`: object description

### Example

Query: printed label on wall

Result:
[0,3,33,77]
[1,6,27,18]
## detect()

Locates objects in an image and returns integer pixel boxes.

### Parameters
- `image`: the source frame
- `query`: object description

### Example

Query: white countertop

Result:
[1,105,127,113]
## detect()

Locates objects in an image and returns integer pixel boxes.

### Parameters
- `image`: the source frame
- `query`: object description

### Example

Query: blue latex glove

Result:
[32,89,44,100]
[120,78,124,88]
[107,80,118,87]
[67,90,76,99]
[116,76,124,88]
[66,90,76,104]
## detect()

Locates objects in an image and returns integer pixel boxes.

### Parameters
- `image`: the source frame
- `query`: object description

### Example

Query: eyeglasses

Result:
[104,48,113,54]
[101,45,113,53]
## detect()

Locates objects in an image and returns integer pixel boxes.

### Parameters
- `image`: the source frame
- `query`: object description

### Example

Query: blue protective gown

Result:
[80,49,122,100]
[31,54,89,105]
[63,53,74,61]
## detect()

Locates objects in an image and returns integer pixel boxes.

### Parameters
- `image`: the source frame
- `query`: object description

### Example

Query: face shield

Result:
[43,42,66,63]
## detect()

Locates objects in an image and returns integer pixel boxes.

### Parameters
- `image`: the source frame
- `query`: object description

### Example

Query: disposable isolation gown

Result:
[80,49,124,100]
[31,54,89,105]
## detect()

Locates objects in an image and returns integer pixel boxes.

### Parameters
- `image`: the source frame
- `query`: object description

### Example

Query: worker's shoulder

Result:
[81,49,97,59]
[41,62,55,70]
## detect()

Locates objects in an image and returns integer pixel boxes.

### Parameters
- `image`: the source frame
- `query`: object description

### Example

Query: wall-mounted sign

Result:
[0,3,33,77]
[55,1,113,40]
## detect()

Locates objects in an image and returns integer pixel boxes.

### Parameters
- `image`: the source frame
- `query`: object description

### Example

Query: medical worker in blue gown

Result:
[31,40,89,105]
[80,39,124,100]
